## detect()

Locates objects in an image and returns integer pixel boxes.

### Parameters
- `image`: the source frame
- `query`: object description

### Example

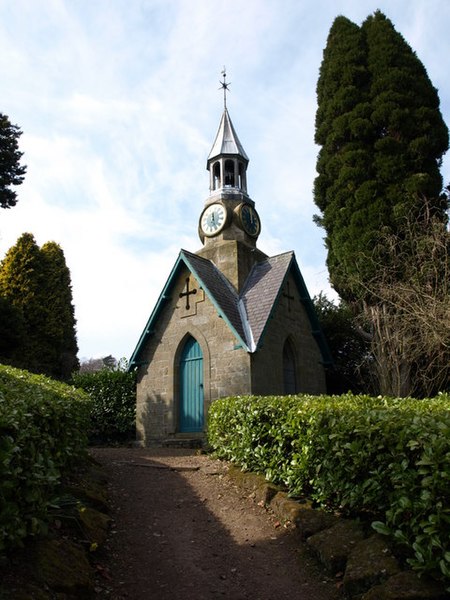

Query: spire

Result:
[206,69,250,197]
[207,108,249,164]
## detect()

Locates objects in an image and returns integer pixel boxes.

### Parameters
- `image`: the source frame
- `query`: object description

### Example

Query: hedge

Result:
[71,369,136,443]
[207,393,450,584]
[0,365,91,552]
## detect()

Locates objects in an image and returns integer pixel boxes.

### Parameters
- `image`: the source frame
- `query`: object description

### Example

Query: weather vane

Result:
[219,67,230,109]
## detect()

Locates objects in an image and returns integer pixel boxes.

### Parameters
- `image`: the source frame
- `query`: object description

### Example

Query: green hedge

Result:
[71,369,136,443]
[0,365,91,552]
[207,393,450,583]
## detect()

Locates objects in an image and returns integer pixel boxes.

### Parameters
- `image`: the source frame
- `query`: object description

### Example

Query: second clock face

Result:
[239,203,261,237]
[200,203,227,236]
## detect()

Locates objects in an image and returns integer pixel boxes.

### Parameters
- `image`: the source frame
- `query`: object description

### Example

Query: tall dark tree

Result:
[314,11,449,395]
[0,233,44,372]
[0,233,79,379]
[0,113,26,208]
[314,11,448,301]
[40,242,79,379]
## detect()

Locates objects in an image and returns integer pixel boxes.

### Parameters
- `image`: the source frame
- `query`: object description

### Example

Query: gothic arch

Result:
[173,326,211,431]
[283,337,298,394]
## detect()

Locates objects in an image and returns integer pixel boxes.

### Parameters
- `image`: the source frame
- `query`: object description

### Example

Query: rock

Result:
[64,478,109,514]
[307,519,365,574]
[78,505,112,546]
[361,571,448,600]
[33,538,94,596]
[270,491,339,538]
[227,465,280,506]
[343,534,401,598]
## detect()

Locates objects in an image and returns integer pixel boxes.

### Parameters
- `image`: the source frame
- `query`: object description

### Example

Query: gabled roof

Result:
[207,108,249,163]
[129,249,332,369]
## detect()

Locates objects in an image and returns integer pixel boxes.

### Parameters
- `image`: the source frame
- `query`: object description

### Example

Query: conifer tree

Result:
[0,233,44,372]
[314,11,449,301]
[0,233,79,379]
[0,113,26,208]
[314,11,449,395]
[40,242,79,379]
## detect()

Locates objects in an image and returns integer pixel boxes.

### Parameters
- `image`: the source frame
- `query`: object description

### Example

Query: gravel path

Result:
[92,447,341,600]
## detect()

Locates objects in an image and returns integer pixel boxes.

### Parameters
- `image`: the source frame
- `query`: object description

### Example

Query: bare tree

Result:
[357,197,450,397]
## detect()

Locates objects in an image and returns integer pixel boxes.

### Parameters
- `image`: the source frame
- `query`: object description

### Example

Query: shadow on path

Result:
[92,448,340,600]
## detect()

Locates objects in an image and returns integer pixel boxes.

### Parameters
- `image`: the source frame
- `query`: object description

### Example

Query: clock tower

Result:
[197,73,266,292]
[129,73,331,446]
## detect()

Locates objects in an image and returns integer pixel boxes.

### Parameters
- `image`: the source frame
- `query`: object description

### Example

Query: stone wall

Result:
[136,265,251,444]
[250,272,326,396]
[136,266,326,445]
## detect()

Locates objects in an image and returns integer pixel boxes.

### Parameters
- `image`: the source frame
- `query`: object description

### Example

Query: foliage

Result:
[0,295,25,362]
[0,113,26,209]
[71,368,136,443]
[79,355,126,373]
[0,233,79,379]
[208,393,450,584]
[0,364,91,553]
[314,11,449,397]
[314,11,448,300]
[359,201,450,397]
[312,293,372,394]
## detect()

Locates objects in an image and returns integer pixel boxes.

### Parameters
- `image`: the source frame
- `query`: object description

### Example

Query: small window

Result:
[224,159,235,186]
[238,162,246,191]
[283,340,297,394]
[213,162,221,190]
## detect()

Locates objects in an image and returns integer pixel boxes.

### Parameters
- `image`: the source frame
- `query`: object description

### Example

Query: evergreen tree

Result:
[0,233,45,372]
[0,113,26,208]
[40,242,79,379]
[314,11,449,395]
[0,233,79,379]
[314,11,449,301]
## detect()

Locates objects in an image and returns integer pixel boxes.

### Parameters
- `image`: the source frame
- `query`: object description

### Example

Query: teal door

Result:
[179,336,204,432]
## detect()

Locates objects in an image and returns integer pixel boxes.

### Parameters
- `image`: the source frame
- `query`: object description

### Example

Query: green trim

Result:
[128,250,248,370]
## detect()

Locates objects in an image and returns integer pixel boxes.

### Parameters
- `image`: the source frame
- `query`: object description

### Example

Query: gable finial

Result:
[219,66,230,109]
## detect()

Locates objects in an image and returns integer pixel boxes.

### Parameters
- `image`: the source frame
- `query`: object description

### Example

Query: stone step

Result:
[162,437,204,449]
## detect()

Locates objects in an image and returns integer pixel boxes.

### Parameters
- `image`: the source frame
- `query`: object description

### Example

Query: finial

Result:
[219,66,230,109]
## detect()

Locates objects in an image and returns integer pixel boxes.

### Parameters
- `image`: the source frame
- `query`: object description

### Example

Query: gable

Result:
[129,249,332,369]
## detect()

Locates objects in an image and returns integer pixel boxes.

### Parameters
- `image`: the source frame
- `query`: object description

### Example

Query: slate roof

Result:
[129,249,332,368]
[207,108,249,163]
[241,252,293,351]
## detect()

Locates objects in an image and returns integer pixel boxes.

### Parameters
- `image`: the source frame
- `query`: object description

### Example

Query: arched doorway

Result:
[283,339,297,394]
[179,336,204,432]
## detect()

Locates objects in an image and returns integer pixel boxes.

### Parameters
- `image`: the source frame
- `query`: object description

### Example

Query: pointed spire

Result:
[207,108,249,163]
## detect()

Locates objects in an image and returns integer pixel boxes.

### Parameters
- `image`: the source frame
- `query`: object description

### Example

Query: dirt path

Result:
[91,448,341,600]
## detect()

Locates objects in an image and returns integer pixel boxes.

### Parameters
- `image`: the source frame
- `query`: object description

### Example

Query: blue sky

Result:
[0,0,449,361]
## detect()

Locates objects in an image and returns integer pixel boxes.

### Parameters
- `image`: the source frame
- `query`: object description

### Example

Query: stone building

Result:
[129,100,331,445]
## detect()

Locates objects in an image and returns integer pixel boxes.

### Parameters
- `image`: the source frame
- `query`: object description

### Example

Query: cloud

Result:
[0,0,448,361]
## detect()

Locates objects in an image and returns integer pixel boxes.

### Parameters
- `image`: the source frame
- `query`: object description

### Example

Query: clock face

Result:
[200,203,227,236]
[239,203,261,237]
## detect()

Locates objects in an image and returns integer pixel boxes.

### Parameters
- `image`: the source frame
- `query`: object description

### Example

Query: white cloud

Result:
[0,0,448,360]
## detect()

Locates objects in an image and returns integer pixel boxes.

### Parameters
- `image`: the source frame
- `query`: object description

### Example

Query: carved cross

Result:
[179,277,197,310]
[283,281,295,312]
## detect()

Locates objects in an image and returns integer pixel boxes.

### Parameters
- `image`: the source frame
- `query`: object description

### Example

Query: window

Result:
[283,339,297,394]
[213,162,221,190]
[224,159,235,186]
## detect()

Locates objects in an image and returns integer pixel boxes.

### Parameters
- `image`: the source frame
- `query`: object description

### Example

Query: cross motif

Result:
[283,281,295,312]
[179,277,197,310]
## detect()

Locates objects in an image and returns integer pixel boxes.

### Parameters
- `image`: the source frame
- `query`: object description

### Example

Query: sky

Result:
[0,0,449,362]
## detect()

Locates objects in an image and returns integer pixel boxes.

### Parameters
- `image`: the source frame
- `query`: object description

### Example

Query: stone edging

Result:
[226,464,447,600]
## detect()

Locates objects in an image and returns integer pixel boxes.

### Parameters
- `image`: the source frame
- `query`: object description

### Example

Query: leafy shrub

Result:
[0,364,91,552]
[208,393,450,584]
[72,369,136,443]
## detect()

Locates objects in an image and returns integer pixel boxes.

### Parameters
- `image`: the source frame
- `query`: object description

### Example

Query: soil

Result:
[92,447,342,600]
